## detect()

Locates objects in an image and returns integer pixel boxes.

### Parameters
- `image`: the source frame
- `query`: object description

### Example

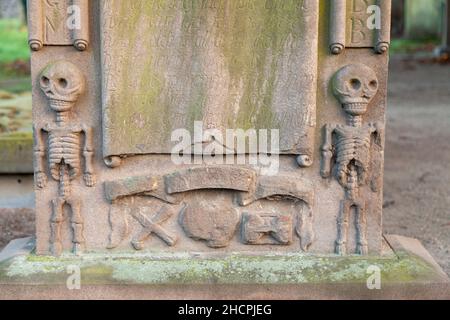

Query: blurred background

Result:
[0,0,448,274]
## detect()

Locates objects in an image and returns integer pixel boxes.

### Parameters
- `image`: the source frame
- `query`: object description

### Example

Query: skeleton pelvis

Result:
[338,156,368,180]
[50,161,79,181]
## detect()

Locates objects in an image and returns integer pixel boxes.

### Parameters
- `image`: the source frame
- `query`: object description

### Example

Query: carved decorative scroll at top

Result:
[27,0,90,51]
[330,0,346,54]
[321,64,383,256]
[374,0,392,53]
[329,0,391,54]
[34,61,95,256]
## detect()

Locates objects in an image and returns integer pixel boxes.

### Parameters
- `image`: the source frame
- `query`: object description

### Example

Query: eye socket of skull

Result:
[58,78,68,89]
[368,80,378,90]
[40,76,50,88]
[349,78,361,91]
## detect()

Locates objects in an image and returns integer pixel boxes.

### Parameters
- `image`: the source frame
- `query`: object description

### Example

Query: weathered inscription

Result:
[101,0,319,158]
[346,0,377,47]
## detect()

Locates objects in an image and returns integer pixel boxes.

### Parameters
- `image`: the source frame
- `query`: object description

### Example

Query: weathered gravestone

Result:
[404,0,445,40]
[0,0,25,20]
[0,0,448,299]
[439,0,450,54]
[0,92,33,173]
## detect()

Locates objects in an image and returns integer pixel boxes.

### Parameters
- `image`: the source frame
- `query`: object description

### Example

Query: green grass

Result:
[390,38,440,54]
[0,19,29,64]
[0,19,31,93]
[0,77,30,93]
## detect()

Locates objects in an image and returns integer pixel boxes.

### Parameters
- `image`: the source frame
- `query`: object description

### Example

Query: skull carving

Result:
[39,61,85,112]
[332,64,379,116]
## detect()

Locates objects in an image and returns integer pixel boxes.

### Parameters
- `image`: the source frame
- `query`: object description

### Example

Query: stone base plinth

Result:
[0,235,448,300]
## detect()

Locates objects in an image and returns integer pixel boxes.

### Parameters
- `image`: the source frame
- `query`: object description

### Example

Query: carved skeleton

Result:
[34,61,95,256]
[321,64,383,255]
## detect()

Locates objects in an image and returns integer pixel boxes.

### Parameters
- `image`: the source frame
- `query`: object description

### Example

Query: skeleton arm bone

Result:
[369,122,384,192]
[320,124,336,178]
[33,125,47,188]
[82,125,96,187]
[370,122,384,147]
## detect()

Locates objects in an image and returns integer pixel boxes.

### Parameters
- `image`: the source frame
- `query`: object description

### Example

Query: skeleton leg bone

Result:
[355,202,368,255]
[50,198,65,256]
[67,197,85,255]
[335,200,350,255]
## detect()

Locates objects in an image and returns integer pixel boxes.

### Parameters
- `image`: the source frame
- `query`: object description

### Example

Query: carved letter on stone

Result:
[27,0,90,51]
[34,61,95,256]
[242,212,292,245]
[321,64,383,255]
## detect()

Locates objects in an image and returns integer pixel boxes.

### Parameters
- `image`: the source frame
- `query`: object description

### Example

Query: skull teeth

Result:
[344,103,367,110]
[49,99,74,108]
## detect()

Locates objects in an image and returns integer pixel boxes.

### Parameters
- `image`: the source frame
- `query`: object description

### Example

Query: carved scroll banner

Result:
[329,0,391,54]
[375,0,392,53]
[329,0,346,54]
[100,0,319,161]
[27,0,90,51]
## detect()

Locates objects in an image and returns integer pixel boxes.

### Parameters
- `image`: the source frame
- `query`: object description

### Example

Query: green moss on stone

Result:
[103,0,312,153]
[0,251,443,286]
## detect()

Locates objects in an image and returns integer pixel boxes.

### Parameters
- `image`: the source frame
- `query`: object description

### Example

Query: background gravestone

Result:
[0,0,25,21]
[404,0,446,39]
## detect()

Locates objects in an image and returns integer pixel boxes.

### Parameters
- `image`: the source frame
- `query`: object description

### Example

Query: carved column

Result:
[443,0,450,52]
[27,0,43,51]
[330,0,347,54]
[375,0,392,53]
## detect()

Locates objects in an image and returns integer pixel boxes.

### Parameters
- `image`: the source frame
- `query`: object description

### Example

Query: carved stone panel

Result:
[329,0,391,54]
[27,0,90,51]
[321,64,383,255]
[29,1,390,257]
[100,0,319,160]
[34,61,95,256]
[346,0,377,48]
